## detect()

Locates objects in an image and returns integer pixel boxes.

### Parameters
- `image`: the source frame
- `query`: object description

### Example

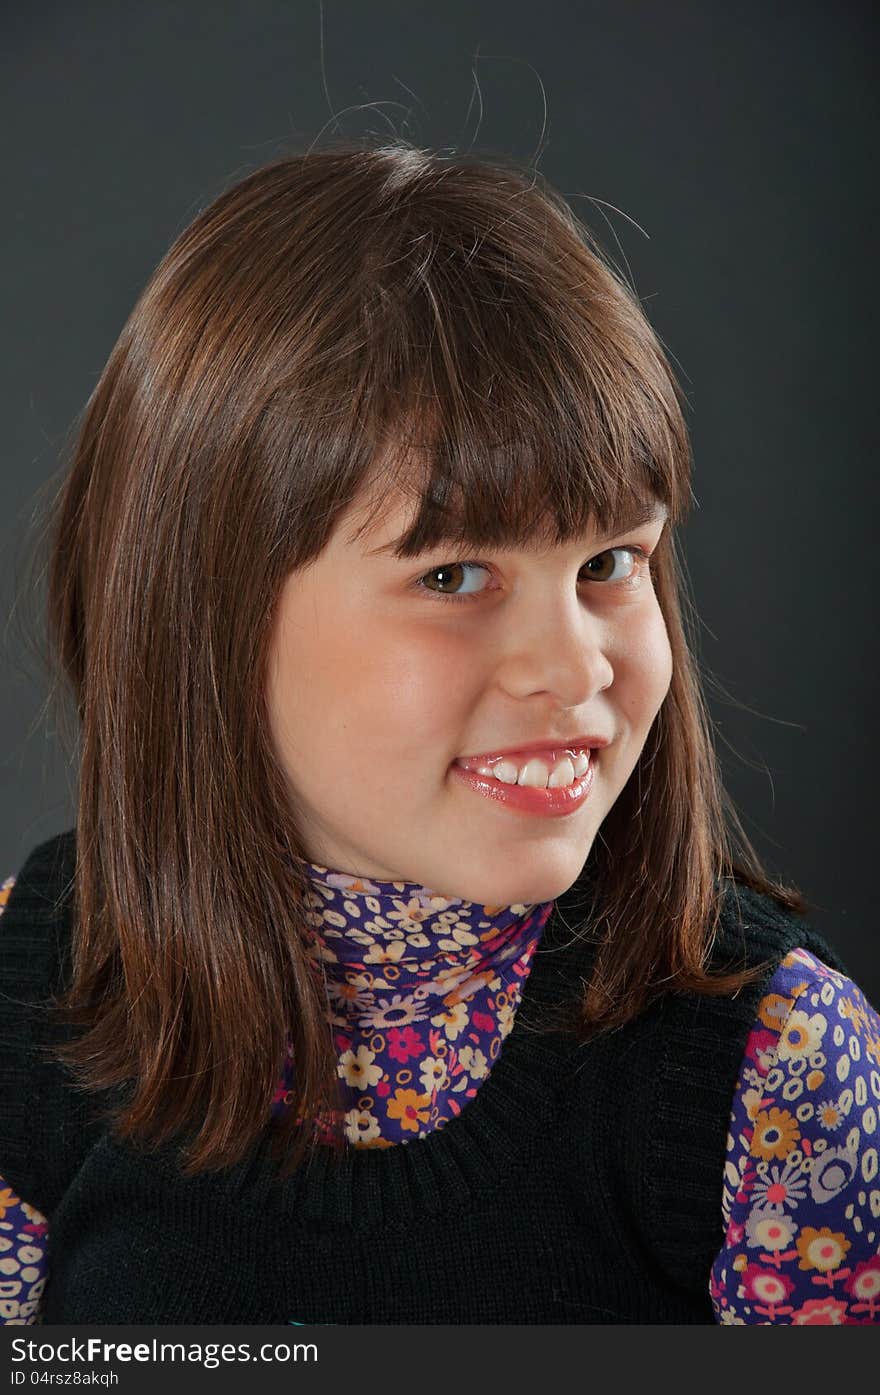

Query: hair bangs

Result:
[350,419,674,563]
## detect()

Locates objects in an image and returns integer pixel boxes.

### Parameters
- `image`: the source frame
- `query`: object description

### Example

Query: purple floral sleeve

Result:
[0,876,48,1324]
[710,946,880,1324]
[0,1183,47,1325]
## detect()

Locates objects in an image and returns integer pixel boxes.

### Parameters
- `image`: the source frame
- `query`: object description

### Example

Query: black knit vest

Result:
[0,830,849,1325]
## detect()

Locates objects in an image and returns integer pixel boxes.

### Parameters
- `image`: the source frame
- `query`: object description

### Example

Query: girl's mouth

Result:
[450,749,596,817]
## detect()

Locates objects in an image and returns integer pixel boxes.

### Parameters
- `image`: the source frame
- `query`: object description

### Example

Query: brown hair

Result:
[16,138,808,1180]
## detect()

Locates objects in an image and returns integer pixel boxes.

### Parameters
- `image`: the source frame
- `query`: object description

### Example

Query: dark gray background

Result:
[2,1,877,1003]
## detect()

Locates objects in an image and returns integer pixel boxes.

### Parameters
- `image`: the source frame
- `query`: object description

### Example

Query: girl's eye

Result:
[414,546,651,605]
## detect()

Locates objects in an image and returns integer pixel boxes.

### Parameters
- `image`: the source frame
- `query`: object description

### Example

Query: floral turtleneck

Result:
[270,859,557,1149]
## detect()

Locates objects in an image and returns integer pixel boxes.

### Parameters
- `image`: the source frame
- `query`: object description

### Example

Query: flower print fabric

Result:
[710,946,880,1324]
[0,875,48,1325]
[269,859,556,1147]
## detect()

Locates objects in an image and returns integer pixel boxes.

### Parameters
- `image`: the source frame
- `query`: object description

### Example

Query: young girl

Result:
[1,141,878,1327]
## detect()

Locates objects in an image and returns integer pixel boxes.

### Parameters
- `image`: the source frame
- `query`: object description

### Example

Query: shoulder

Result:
[1,830,77,911]
[735,945,876,1129]
[713,947,880,1323]
[0,829,75,965]
[710,880,850,982]
[655,880,852,1075]
[754,945,865,1037]
[0,828,80,1080]
[0,829,78,986]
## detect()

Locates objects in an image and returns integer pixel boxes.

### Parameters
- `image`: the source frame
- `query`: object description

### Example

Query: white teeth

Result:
[547,757,579,789]
[519,756,571,788]
[475,750,590,789]
[479,758,520,784]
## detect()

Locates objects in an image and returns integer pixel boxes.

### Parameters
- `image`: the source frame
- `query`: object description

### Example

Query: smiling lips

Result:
[450,748,597,815]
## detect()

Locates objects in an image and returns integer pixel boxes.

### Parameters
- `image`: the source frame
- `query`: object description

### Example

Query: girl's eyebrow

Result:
[365,499,669,560]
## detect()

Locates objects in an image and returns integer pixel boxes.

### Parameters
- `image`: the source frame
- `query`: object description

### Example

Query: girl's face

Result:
[266,485,673,906]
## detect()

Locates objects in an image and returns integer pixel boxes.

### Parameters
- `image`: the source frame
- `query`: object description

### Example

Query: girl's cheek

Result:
[647,619,674,705]
[622,609,673,702]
